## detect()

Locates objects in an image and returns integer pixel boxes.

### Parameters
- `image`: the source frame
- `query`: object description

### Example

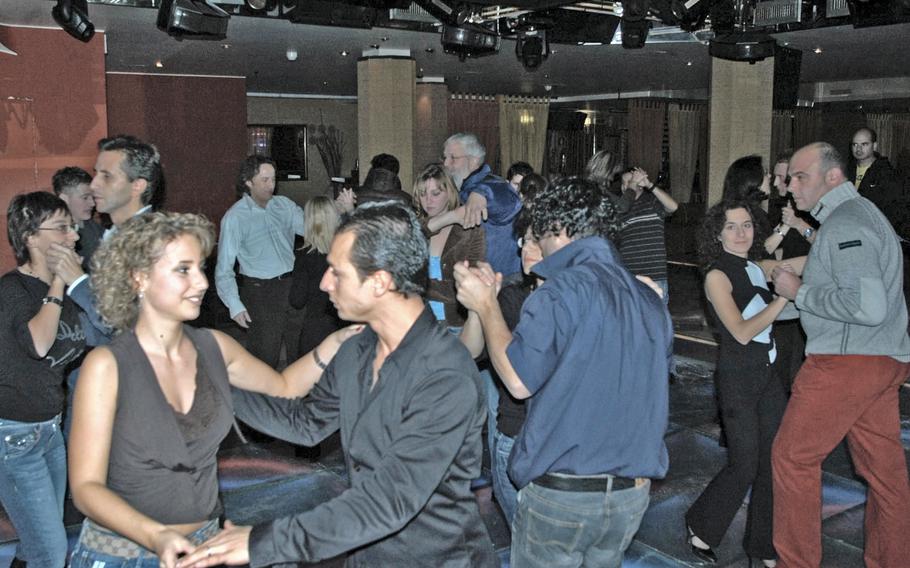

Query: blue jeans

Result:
[511,477,651,568]
[0,415,68,567]
[492,430,519,526]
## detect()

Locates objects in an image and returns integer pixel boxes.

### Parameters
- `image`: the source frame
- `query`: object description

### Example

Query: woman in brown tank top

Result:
[68,212,359,568]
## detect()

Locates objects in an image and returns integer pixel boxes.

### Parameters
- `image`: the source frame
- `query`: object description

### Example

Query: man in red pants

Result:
[771,142,910,568]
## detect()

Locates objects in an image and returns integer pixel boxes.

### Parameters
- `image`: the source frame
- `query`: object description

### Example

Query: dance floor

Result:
[2,262,908,567]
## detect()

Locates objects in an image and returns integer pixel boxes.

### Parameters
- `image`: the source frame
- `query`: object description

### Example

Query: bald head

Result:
[786,143,847,211]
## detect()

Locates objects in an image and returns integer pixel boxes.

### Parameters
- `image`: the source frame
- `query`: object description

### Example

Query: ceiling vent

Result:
[753,0,803,26]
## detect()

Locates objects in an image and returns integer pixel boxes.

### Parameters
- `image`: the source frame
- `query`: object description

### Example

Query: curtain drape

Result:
[498,95,550,176]
[667,103,706,203]
[447,94,500,173]
[791,109,822,151]
[627,99,666,177]
[865,113,895,158]
[771,111,793,163]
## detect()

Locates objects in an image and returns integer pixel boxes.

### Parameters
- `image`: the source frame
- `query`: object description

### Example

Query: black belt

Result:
[533,473,644,492]
[242,271,292,282]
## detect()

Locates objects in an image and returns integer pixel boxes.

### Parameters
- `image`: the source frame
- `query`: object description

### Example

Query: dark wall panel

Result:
[106,73,247,229]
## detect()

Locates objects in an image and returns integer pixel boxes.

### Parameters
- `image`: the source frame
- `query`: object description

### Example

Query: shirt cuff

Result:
[67,274,89,296]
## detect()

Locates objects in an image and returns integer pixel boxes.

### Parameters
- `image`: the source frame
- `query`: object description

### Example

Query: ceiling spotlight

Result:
[441,23,500,61]
[52,0,95,43]
[340,50,349,56]
[515,30,549,71]
[620,0,650,49]
[155,59,164,68]
[157,0,230,41]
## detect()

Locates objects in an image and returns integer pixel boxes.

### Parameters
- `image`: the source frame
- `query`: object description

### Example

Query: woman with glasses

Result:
[412,164,485,331]
[0,192,87,567]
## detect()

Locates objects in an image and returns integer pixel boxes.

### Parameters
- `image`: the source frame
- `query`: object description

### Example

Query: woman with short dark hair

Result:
[0,191,86,567]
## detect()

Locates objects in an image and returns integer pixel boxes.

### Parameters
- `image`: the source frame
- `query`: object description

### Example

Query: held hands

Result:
[175,521,251,568]
[771,263,801,301]
[153,528,196,568]
[463,193,488,229]
[46,242,85,285]
[454,261,501,313]
[781,205,799,229]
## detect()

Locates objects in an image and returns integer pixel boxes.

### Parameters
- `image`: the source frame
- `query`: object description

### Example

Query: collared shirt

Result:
[231,309,497,567]
[459,164,522,276]
[102,204,153,241]
[506,236,672,489]
[215,194,304,318]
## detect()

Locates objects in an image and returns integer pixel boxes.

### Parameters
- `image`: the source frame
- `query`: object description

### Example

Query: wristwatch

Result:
[803,227,815,239]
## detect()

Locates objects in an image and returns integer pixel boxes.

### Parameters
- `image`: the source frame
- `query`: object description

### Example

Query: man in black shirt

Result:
[180,202,497,568]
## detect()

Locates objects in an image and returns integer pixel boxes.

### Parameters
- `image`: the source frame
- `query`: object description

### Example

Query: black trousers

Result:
[686,361,787,558]
[239,275,292,369]
[772,318,806,395]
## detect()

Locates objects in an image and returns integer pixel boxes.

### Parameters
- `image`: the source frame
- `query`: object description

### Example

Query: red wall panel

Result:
[105,73,247,229]
[0,26,108,272]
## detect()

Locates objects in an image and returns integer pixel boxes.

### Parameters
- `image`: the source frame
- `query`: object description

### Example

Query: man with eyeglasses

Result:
[846,127,904,233]
[443,133,522,277]
[51,166,104,273]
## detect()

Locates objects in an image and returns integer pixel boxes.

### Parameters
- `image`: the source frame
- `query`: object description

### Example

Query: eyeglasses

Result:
[442,154,467,162]
[37,224,78,234]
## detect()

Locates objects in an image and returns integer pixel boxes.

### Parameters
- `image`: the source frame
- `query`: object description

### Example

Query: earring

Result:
[138,290,145,302]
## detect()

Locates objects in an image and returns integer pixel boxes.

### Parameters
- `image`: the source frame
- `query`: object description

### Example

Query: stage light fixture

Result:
[515,30,549,71]
[157,0,230,40]
[441,23,500,61]
[52,0,95,43]
[621,0,650,49]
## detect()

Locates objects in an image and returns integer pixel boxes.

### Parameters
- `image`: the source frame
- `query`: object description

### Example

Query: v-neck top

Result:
[106,326,233,525]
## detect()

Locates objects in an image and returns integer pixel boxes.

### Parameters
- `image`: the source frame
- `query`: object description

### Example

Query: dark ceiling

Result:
[2,0,909,103]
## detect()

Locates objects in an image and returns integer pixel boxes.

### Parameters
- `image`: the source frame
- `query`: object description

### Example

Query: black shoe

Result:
[686,525,717,564]
[10,557,27,568]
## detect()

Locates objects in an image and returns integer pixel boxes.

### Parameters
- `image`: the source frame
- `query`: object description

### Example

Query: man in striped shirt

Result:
[617,167,678,303]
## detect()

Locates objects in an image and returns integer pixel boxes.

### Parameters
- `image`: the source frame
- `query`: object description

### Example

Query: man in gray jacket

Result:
[771,142,910,568]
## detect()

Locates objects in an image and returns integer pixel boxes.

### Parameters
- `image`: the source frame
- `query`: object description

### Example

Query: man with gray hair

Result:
[444,133,522,276]
[771,142,910,568]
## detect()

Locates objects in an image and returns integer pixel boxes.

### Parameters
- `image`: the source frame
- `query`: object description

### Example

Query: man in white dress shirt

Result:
[216,155,305,368]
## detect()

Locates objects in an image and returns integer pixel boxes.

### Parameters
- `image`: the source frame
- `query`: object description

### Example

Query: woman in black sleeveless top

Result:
[684,201,804,567]
[68,212,358,568]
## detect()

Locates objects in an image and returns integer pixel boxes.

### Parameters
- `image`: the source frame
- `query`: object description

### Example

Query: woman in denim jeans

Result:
[0,192,87,567]
[67,212,358,568]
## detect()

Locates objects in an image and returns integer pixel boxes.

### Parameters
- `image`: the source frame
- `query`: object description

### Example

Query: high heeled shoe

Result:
[686,525,718,564]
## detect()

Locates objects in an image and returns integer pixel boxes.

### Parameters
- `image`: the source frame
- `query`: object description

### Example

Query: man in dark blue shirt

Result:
[456,176,672,567]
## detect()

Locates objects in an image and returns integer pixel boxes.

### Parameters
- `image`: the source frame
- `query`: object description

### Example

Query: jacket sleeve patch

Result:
[838,240,862,250]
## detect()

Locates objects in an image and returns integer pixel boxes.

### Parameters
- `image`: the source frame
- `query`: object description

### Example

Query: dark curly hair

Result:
[697,200,769,271]
[528,176,619,242]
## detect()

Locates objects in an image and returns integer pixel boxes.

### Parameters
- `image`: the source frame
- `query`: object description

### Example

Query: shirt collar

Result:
[811,180,858,224]
[532,236,619,280]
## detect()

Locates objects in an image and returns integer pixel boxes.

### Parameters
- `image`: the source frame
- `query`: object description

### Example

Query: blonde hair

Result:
[411,163,460,217]
[303,195,340,254]
[91,212,215,331]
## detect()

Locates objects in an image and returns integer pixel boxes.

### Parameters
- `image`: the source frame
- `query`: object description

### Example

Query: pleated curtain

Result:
[667,103,707,203]
[498,95,550,175]
[446,94,500,173]
[627,99,667,179]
